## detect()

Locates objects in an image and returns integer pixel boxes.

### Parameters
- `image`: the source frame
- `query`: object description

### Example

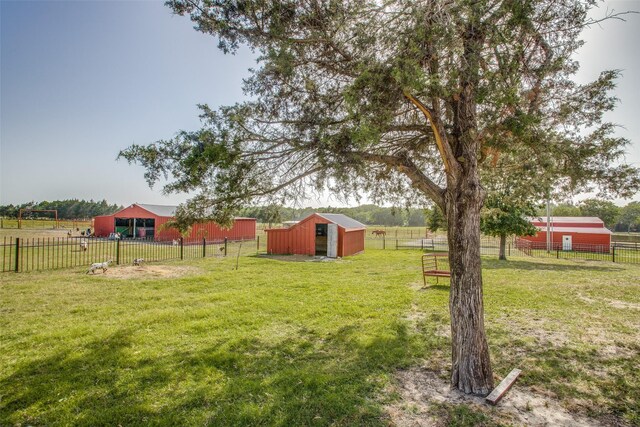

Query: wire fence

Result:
[1,236,263,273]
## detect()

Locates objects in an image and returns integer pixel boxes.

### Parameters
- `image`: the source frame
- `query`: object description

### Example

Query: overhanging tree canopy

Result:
[120,0,640,395]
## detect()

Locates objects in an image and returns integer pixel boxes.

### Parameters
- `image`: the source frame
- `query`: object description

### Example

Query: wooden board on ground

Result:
[486,368,521,405]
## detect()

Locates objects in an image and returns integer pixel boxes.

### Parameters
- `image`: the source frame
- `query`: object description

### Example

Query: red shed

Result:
[93,203,255,241]
[266,213,366,258]
[518,216,611,252]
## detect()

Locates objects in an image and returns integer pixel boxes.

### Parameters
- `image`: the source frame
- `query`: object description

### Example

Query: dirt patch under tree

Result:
[88,264,200,279]
[387,368,605,427]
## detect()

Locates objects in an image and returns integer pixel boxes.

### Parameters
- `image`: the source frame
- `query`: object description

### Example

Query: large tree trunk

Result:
[499,234,507,261]
[445,165,494,395]
[442,10,493,395]
[446,189,494,395]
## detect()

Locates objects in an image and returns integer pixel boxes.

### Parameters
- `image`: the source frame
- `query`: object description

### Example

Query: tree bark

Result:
[499,234,507,261]
[442,11,494,395]
[446,175,494,395]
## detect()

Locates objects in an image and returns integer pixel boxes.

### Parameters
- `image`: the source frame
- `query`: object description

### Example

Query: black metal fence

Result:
[365,236,640,264]
[3,234,638,273]
[517,240,640,264]
[1,236,263,273]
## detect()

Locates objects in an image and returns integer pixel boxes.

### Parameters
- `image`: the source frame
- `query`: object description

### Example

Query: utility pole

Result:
[546,196,551,253]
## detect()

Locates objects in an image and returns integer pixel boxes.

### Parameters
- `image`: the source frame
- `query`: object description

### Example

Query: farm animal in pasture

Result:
[67,230,72,238]
[86,260,112,274]
[133,258,144,266]
[172,239,180,246]
[371,230,386,237]
[79,239,88,251]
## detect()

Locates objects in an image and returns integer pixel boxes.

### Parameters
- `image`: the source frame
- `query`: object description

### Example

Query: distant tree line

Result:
[241,204,428,227]
[241,198,640,232]
[536,199,640,232]
[0,199,122,220]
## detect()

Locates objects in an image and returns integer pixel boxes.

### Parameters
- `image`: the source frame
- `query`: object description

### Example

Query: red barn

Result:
[518,216,611,252]
[93,203,255,241]
[266,213,365,258]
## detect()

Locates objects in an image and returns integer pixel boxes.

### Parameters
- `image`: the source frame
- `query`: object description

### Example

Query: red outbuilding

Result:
[266,213,366,258]
[93,203,255,241]
[518,216,611,252]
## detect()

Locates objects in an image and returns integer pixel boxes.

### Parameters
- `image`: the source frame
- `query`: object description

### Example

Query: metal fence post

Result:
[224,237,228,256]
[508,243,511,257]
[396,239,398,250]
[15,238,20,272]
[116,239,120,265]
[421,239,424,251]
[382,236,386,250]
[612,245,616,263]
[203,238,206,258]
[556,248,560,259]
[257,236,260,253]
[180,237,184,260]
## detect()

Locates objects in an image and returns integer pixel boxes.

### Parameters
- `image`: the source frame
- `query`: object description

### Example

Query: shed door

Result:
[327,224,338,258]
[562,235,572,251]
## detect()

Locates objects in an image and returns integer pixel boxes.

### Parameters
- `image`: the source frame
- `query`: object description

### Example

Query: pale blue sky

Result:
[1,0,639,207]
[1,0,253,206]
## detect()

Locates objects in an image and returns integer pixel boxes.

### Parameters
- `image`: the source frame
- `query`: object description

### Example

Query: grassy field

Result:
[1,250,638,426]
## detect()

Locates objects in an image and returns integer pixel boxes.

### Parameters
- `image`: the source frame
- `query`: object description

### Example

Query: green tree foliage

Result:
[617,201,640,232]
[427,205,446,233]
[0,199,122,220]
[406,208,427,227]
[481,195,538,260]
[578,198,620,229]
[120,1,640,394]
[552,203,582,217]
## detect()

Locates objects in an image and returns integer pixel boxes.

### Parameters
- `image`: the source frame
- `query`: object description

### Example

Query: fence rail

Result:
[364,236,528,257]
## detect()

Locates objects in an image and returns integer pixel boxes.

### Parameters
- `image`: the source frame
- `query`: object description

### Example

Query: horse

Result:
[371,229,386,237]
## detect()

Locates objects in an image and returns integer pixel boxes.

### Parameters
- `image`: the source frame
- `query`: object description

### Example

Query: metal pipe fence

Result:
[0,217,92,230]
[364,236,524,257]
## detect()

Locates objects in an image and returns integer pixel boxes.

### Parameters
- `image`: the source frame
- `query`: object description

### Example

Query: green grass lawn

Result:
[1,250,638,426]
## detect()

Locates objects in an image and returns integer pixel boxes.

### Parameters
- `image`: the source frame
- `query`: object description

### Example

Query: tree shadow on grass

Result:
[420,284,450,293]
[482,259,624,272]
[0,328,165,425]
[1,323,422,426]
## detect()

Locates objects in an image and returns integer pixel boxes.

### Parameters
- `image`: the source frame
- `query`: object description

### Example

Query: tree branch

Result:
[249,165,323,198]
[354,151,445,208]
[403,91,460,179]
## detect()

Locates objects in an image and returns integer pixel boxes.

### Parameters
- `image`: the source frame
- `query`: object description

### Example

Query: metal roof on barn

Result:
[315,213,366,230]
[135,204,177,217]
[534,226,612,235]
[529,216,604,225]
